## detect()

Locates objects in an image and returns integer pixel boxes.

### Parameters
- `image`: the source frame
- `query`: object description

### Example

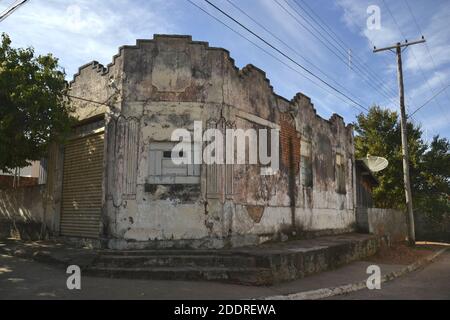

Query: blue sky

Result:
[1,0,449,140]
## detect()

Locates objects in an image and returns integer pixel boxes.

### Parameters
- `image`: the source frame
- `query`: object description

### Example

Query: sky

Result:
[1,0,449,141]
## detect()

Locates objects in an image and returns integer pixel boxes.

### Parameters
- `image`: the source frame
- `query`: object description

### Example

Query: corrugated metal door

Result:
[60,131,104,238]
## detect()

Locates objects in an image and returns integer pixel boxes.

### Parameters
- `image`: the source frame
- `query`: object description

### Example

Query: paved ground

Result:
[327,251,450,300]
[0,252,403,300]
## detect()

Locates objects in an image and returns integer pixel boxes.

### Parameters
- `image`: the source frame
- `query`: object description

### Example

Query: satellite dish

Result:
[361,154,389,172]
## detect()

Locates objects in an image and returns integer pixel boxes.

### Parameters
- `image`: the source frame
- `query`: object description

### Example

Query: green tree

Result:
[354,106,450,221]
[415,135,450,222]
[0,33,74,172]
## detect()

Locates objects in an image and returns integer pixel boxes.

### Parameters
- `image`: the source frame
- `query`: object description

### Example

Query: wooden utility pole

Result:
[373,37,426,246]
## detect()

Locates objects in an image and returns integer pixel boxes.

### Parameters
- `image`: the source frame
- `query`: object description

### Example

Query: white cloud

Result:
[403,1,450,73]
[0,0,176,77]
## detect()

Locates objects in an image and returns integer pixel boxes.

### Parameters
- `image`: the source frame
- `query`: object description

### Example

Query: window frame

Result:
[336,153,346,194]
[300,140,313,188]
[147,142,200,185]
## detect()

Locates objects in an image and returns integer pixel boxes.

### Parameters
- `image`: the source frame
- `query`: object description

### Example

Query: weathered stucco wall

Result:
[67,35,357,248]
[357,207,407,242]
[0,185,48,240]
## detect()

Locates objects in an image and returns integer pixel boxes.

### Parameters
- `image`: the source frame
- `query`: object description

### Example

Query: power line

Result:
[189,0,368,112]
[289,0,400,100]
[0,0,29,22]
[223,0,364,107]
[274,0,412,116]
[286,0,420,116]
[409,84,450,117]
[382,0,450,122]
[293,0,413,112]
[65,94,109,106]
[274,0,397,105]
[196,0,369,112]
[67,4,367,114]
[404,0,450,105]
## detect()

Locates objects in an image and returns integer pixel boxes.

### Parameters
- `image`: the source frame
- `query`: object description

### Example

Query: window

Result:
[336,153,346,194]
[300,140,313,188]
[148,142,200,184]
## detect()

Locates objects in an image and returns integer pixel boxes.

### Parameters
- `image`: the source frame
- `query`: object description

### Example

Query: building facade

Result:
[44,35,357,249]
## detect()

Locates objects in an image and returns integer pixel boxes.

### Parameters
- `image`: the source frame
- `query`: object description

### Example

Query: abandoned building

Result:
[32,35,361,249]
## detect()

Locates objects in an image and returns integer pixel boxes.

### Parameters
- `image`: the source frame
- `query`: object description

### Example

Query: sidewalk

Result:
[0,238,447,299]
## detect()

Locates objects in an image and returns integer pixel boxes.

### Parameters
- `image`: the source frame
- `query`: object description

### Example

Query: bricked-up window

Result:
[148,142,200,184]
[336,153,346,194]
[279,116,300,173]
[300,140,313,188]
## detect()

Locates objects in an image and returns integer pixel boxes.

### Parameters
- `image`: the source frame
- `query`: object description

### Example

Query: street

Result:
[0,252,270,300]
[0,250,449,300]
[328,251,450,300]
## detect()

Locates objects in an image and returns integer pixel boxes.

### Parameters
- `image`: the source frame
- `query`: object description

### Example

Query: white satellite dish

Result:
[361,154,389,172]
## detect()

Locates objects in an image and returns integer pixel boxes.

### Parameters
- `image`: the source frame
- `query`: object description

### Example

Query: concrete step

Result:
[84,233,383,285]
[94,254,258,268]
[85,266,273,286]
[100,249,239,256]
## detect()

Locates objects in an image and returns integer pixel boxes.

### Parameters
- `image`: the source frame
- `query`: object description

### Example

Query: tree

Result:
[0,33,74,172]
[354,106,450,222]
[415,135,450,223]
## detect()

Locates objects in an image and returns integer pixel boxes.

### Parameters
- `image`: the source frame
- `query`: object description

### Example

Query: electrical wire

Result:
[197,0,369,112]
[0,0,28,22]
[224,0,364,107]
[383,0,450,122]
[403,0,450,106]
[409,84,450,117]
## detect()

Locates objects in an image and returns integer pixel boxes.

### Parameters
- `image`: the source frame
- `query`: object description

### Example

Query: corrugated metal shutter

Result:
[60,132,104,238]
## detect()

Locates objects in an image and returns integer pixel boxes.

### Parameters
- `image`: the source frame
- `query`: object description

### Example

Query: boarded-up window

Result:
[336,153,346,194]
[300,140,313,188]
[148,142,200,184]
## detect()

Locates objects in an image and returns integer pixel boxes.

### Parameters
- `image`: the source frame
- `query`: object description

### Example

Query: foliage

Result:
[0,33,74,172]
[354,106,450,222]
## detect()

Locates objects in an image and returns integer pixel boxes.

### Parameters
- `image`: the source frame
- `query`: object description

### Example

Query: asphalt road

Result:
[328,251,450,300]
[0,252,270,300]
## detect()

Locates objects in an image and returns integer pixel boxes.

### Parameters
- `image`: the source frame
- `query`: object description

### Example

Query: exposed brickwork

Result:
[279,114,301,174]
[0,175,38,189]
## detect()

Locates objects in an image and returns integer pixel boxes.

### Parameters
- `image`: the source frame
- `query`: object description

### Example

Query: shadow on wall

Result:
[0,186,47,240]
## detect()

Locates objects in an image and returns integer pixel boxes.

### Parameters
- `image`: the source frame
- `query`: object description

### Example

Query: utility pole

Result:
[373,37,426,246]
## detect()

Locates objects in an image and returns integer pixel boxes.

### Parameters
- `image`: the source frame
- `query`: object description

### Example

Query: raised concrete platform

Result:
[86,233,384,285]
[0,233,385,286]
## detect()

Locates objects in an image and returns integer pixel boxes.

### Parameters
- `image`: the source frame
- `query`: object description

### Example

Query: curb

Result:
[261,247,448,300]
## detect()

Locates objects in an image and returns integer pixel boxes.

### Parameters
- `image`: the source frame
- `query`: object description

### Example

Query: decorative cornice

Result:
[69,34,350,128]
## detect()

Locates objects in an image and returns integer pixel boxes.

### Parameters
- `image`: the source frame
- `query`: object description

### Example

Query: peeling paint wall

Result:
[65,35,356,248]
